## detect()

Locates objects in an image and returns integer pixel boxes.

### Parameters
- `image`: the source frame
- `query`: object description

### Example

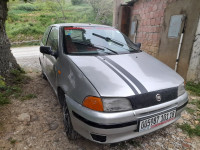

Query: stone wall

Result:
[130,0,175,57]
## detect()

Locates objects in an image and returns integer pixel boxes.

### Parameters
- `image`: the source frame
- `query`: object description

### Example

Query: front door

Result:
[45,26,59,90]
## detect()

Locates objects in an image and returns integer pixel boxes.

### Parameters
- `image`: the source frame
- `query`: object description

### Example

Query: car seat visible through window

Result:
[65,35,78,53]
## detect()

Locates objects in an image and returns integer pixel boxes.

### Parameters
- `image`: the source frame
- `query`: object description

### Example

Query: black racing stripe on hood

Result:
[101,56,148,94]
[96,57,138,95]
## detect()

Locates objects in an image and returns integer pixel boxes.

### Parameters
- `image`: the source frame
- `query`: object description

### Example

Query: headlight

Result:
[102,98,132,112]
[178,83,185,96]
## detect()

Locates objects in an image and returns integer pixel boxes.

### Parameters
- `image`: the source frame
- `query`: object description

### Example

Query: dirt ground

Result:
[0,48,200,150]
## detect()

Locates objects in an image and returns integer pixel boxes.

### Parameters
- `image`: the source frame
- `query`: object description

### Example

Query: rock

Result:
[194,121,199,125]
[184,138,191,143]
[187,104,197,110]
[182,143,191,148]
[181,113,191,120]
[176,118,184,125]
[49,122,59,130]
[191,125,195,129]
[17,113,30,122]
[178,132,185,137]
[177,128,182,132]
[167,143,174,149]
[30,115,38,122]
[155,142,162,147]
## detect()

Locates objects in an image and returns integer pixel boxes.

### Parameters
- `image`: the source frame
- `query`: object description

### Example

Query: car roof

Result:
[51,23,114,28]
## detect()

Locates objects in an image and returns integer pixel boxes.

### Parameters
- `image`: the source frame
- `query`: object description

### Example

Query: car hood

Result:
[69,52,184,97]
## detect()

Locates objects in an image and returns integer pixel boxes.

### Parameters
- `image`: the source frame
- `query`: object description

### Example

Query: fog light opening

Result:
[91,133,107,142]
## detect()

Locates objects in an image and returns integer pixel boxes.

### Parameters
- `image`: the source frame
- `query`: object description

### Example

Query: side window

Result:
[46,27,59,52]
[42,27,52,45]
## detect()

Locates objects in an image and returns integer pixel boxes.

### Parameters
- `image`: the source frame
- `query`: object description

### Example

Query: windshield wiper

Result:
[73,41,104,50]
[73,41,118,54]
[104,47,118,54]
[93,33,140,52]
[92,33,124,47]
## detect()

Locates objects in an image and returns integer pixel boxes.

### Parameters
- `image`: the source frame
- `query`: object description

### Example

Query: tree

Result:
[71,0,83,5]
[46,0,67,22]
[0,0,21,77]
[87,0,113,25]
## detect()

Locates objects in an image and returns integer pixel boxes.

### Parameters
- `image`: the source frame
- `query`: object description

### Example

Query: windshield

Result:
[63,26,140,55]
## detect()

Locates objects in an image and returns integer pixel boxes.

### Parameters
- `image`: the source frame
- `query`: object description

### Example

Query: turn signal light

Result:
[83,96,103,112]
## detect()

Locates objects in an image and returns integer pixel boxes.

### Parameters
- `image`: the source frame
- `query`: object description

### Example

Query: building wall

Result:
[187,17,200,83]
[128,0,200,80]
[130,0,176,57]
[158,0,200,80]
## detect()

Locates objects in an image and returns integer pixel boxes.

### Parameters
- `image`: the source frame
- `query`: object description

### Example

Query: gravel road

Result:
[0,46,199,150]
[11,46,41,72]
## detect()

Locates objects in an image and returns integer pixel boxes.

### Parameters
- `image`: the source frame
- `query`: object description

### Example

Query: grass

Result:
[8,137,17,145]
[186,82,200,96]
[0,69,29,106]
[127,140,141,147]
[177,123,200,137]
[186,107,195,114]
[11,41,40,47]
[189,99,200,109]
[0,122,4,131]
[21,94,37,101]
[6,0,110,45]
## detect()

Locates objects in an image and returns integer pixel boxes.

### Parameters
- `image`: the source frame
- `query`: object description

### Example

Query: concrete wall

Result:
[113,0,124,28]
[187,17,200,83]
[127,0,200,80]
[158,0,200,80]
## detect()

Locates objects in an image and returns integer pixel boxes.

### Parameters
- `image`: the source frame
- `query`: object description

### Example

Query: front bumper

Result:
[65,92,188,144]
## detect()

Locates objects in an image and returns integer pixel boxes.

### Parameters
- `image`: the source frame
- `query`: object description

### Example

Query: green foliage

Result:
[0,69,28,106]
[186,82,200,96]
[177,123,200,137]
[13,3,41,12]
[0,95,10,105]
[6,0,112,45]
[71,0,83,5]
[87,0,113,25]
[21,94,37,101]
[127,140,141,147]
[189,99,200,109]
[7,13,21,22]
[0,76,6,89]
[186,107,195,114]
[9,69,26,84]
[8,137,17,145]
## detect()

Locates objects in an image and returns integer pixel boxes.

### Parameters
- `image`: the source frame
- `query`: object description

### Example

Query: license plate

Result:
[139,109,176,132]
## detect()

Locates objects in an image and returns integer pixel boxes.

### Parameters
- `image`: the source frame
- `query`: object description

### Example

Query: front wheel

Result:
[63,100,78,140]
[41,71,47,80]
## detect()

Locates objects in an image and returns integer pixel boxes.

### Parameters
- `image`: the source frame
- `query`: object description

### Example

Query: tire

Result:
[42,71,47,80]
[61,92,78,140]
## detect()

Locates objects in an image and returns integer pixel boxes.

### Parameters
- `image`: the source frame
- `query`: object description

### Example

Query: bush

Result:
[7,13,21,23]
[71,0,83,5]
[14,4,41,12]
[10,24,44,36]
[0,76,6,89]
[186,82,200,96]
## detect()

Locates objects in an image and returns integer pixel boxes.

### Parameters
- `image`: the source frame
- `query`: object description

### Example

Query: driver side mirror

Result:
[40,46,58,58]
[40,46,52,55]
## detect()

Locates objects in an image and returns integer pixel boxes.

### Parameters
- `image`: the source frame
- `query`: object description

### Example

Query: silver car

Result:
[39,23,188,143]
